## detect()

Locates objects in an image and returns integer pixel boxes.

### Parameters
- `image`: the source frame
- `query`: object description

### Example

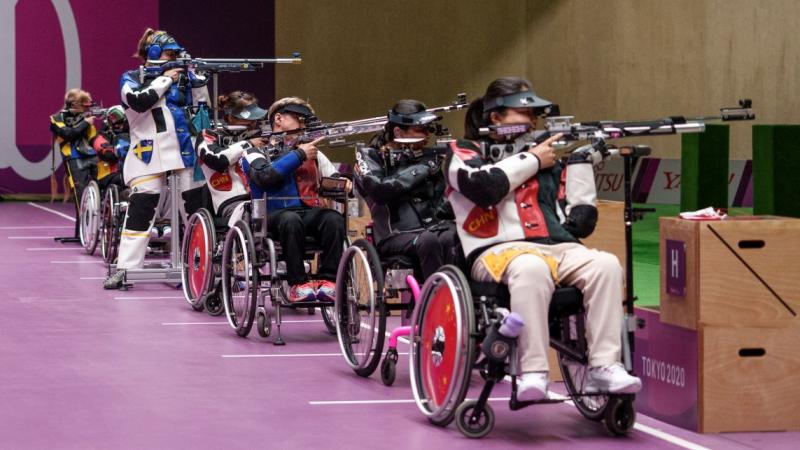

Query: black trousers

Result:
[378,222,461,280]
[267,207,346,285]
[65,158,98,238]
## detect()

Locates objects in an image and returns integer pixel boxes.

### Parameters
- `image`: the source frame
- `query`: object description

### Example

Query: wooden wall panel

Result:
[276,1,800,161]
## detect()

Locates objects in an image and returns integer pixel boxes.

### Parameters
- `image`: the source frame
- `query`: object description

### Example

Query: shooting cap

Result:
[147,31,183,60]
[107,105,126,122]
[387,110,440,127]
[231,103,267,121]
[483,89,553,113]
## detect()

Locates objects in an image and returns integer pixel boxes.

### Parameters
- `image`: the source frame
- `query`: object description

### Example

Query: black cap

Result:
[483,90,552,112]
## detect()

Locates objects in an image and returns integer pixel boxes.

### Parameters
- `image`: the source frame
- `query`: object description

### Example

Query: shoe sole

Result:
[290,293,316,303]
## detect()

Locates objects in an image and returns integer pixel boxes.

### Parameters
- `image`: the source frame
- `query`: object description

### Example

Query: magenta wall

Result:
[2,0,274,195]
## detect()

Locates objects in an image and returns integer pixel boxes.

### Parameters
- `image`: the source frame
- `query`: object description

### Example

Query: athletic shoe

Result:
[516,371,549,402]
[288,282,316,302]
[585,363,642,394]
[103,270,126,290]
[315,280,336,302]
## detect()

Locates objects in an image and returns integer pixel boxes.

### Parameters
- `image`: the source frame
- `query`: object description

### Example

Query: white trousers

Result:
[116,168,195,270]
[472,241,623,373]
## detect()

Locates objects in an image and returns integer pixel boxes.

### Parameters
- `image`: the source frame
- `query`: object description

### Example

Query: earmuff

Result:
[145,32,173,61]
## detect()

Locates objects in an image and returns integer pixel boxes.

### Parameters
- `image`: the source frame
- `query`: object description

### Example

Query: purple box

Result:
[634,307,699,431]
[665,239,687,297]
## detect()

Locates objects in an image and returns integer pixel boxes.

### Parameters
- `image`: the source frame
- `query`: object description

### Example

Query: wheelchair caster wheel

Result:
[380,356,396,386]
[257,310,272,338]
[205,294,224,316]
[604,397,636,436]
[455,400,495,439]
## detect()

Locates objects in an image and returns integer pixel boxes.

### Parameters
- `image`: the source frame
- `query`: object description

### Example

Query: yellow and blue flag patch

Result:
[132,140,154,164]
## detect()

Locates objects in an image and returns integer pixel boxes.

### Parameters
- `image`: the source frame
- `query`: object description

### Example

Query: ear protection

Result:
[146,32,179,60]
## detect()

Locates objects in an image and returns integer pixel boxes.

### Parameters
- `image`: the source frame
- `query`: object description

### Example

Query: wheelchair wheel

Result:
[102,186,123,264]
[321,305,336,335]
[100,185,114,262]
[410,265,476,427]
[455,399,495,439]
[79,181,101,255]
[256,309,272,338]
[204,292,224,316]
[335,239,386,377]
[557,315,609,421]
[604,397,636,436]
[221,220,258,337]
[181,209,215,311]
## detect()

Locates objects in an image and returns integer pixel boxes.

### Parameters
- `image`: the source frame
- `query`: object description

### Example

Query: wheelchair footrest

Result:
[509,395,568,411]
[280,300,334,308]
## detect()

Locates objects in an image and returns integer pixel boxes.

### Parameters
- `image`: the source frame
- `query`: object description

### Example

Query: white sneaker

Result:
[517,371,549,402]
[585,363,642,394]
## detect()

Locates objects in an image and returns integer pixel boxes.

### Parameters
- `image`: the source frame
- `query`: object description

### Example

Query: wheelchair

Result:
[219,179,349,344]
[180,207,236,316]
[99,184,128,264]
[78,181,102,255]
[409,264,637,439]
[334,231,422,386]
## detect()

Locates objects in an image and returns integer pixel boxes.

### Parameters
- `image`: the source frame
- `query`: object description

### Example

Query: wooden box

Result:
[700,322,800,432]
[660,216,800,330]
[635,306,800,433]
[583,200,625,269]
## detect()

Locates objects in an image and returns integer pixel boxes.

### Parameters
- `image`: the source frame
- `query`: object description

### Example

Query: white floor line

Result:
[51,260,104,264]
[0,225,73,230]
[27,202,76,222]
[114,296,185,300]
[27,247,81,251]
[162,319,323,326]
[7,236,58,239]
[222,352,409,359]
[309,397,510,406]
[632,423,712,450]
[80,277,106,280]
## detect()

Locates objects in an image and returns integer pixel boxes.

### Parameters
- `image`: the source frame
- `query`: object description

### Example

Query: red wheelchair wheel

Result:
[410,265,475,426]
[181,209,215,310]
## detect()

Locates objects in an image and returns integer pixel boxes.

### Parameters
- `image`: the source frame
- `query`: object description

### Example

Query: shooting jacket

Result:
[195,127,252,214]
[49,110,110,163]
[242,143,339,212]
[445,138,598,266]
[119,70,208,184]
[354,146,451,245]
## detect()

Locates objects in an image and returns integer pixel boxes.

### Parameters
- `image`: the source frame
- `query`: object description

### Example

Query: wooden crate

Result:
[700,322,800,432]
[635,306,800,432]
[583,200,625,269]
[660,216,800,330]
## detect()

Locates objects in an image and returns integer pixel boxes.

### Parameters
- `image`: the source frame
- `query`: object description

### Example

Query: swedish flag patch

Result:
[132,140,154,164]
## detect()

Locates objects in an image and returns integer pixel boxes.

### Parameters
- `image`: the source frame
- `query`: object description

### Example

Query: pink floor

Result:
[0,201,796,449]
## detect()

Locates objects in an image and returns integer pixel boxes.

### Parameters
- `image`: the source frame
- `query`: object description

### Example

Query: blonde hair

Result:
[134,27,170,61]
[268,97,315,124]
[64,88,91,110]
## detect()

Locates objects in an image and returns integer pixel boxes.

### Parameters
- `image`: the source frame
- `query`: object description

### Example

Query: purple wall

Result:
[2,0,274,195]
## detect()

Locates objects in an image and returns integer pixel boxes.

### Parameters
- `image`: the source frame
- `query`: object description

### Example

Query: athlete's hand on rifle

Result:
[529,133,563,169]
[164,68,184,82]
[298,137,323,160]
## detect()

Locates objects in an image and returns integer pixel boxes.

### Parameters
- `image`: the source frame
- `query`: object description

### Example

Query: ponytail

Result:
[134,28,157,60]
[463,96,485,140]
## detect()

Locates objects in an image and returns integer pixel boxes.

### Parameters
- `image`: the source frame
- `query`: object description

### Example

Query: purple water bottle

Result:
[498,312,524,338]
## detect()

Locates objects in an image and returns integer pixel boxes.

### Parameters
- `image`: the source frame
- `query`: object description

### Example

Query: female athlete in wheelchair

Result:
[408,77,641,438]
[336,99,460,384]
[220,97,350,344]
[180,91,267,316]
